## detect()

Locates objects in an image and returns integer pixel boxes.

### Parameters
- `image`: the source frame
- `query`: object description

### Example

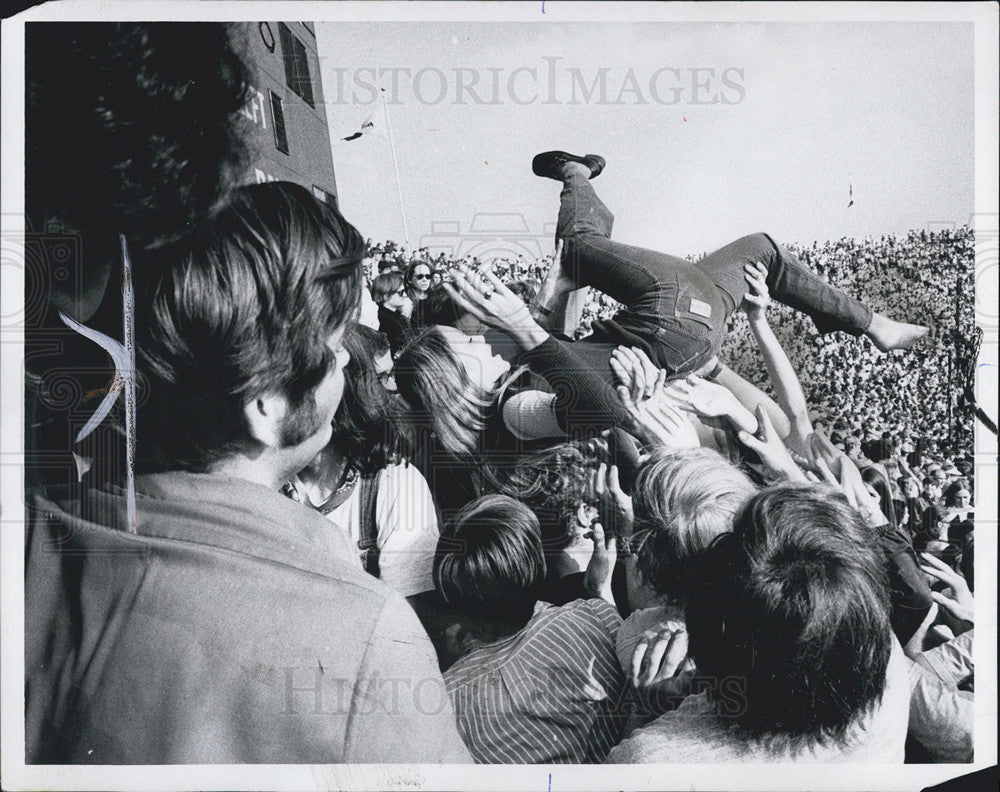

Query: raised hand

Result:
[835,452,888,527]
[741,260,771,324]
[665,374,758,435]
[921,552,974,633]
[583,522,617,605]
[443,266,547,350]
[610,346,663,404]
[737,404,806,482]
[631,625,693,689]
[591,462,634,537]
[804,430,887,526]
[795,429,851,485]
[616,382,700,452]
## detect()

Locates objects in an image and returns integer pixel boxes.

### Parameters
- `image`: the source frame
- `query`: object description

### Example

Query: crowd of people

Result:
[367,228,978,481]
[23,23,981,771]
[367,226,979,568]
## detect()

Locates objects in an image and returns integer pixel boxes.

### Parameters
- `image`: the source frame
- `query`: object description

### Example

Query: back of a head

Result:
[686,483,892,745]
[346,323,390,361]
[632,447,756,603]
[138,181,364,471]
[422,283,464,328]
[434,495,546,628]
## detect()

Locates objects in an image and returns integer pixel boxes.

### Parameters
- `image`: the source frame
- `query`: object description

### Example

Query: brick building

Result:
[231,21,338,207]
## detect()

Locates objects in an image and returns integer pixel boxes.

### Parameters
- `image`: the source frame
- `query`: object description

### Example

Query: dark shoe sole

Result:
[532,151,606,180]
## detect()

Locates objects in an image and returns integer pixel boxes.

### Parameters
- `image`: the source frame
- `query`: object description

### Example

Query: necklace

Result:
[296,464,359,515]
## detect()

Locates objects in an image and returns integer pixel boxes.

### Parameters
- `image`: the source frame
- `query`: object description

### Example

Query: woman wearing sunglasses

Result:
[405,259,436,329]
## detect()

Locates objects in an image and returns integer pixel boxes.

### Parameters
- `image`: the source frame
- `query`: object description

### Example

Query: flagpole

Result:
[381,87,409,245]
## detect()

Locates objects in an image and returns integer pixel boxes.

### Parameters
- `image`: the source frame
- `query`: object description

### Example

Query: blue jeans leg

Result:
[555,175,724,373]
[694,233,874,336]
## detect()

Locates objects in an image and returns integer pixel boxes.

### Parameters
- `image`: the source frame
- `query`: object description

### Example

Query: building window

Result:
[278,22,315,107]
[270,91,289,154]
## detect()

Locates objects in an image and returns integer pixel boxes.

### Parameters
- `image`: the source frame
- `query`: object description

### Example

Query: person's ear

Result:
[243,392,290,448]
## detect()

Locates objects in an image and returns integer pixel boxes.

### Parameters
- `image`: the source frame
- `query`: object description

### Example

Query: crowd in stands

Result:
[357,215,980,764]
[366,226,979,526]
[23,22,984,774]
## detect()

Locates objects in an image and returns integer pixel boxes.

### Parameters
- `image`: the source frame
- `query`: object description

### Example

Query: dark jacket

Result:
[378,305,412,356]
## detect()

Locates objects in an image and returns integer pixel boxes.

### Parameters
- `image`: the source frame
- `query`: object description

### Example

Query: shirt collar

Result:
[126,471,358,569]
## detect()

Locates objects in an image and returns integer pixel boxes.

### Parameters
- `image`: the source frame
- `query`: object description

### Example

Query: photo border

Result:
[2,2,996,790]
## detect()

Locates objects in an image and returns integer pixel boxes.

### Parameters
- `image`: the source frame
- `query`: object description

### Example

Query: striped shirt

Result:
[444,599,627,764]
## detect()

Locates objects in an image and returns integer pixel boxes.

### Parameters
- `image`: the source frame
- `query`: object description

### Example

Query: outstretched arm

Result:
[518,336,632,436]
[741,260,813,455]
[610,348,701,453]
[664,373,759,436]
[709,363,792,440]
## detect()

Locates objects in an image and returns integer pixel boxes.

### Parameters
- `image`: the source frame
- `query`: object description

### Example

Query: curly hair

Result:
[496,442,604,551]
[26,22,250,251]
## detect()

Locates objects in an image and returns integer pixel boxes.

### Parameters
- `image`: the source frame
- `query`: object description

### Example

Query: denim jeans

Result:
[557,175,873,374]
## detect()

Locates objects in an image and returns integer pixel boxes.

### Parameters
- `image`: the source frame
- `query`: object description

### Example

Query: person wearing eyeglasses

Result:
[370,271,413,356]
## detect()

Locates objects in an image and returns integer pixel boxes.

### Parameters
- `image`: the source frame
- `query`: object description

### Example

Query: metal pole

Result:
[381,87,409,245]
[953,273,962,449]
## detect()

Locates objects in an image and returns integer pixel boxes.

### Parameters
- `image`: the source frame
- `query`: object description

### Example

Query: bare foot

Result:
[866,313,930,352]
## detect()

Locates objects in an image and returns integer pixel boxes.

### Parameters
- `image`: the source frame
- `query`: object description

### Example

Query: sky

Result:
[316,20,973,258]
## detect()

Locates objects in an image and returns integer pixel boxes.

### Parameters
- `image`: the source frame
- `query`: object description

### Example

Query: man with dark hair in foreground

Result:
[609,483,911,763]
[24,182,471,764]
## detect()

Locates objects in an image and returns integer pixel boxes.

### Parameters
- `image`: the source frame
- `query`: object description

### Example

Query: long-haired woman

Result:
[393,267,650,518]
[284,324,440,600]
[404,259,436,329]
[394,326,529,515]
